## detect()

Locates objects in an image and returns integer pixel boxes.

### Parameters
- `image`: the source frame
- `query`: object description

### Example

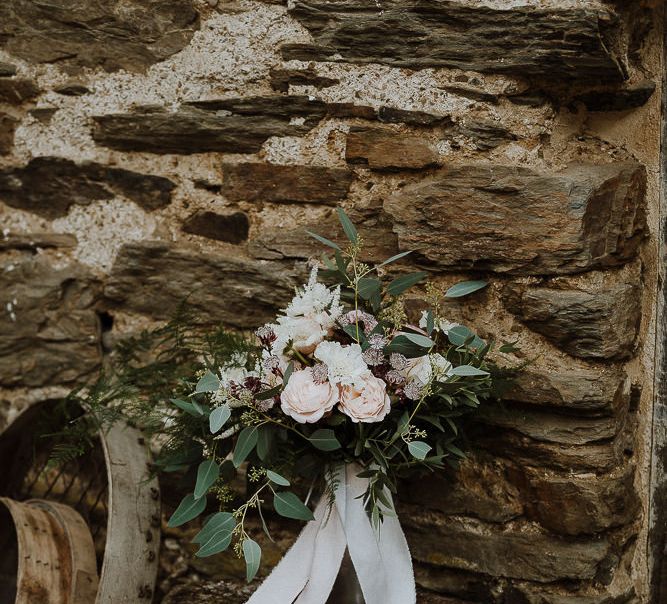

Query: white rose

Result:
[280,368,338,423]
[272,315,328,355]
[403,353,453,385]
[338,371,391,423]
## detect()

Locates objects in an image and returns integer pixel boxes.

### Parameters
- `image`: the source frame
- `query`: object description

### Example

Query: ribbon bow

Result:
[247,464,416,604]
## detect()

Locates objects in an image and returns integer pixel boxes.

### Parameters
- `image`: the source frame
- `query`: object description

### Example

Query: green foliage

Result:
[209,404,231,433]
[308,429,342,451]
[169,493,208,527]
[243,539,262,582]
[273,491,315,521]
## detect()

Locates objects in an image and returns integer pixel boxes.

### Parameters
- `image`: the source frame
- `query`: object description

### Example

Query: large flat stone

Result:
[455,118,516,151]
[384,163,646,275]
[503,266,642,360]
[346,127,441,170]
[248,210,398,264]
[0,232,77,251]
[476,404,624,446]
[269,67,339,93]
[0,0,199,72]
[0,62,17,76]
[282,1,625,82]
[0,78,39,104]
[503,362,628,416]
[0,157,176,219]
[104,241,300,328]
[92,96,328,154]
[0,256,101,387]
[221,163,353,204]
[401,457,523,523]
[404,513,611,583]
[182,211,249,244]
[473,423,632,473]
[523,465,639,536]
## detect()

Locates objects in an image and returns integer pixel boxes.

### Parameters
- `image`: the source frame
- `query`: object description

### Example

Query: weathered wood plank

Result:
[96,422,160,603]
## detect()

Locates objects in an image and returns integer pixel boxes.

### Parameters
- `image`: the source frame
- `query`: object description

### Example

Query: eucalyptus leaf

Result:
[450,365,489,377]
[243,538,262,582]
[446,442,467,458]
[256,425,274,461]
[337,207,358,243]
[273,491,315,521]
[233,426,259,467]
[306,230,341,251]
[283,361,294,386]
[407,441,432,460]
[170,398,202,417]
[445,280,488,298]
[403,333,435,348]
[387,272,427,297]
[447,325,474,346]
[257,385,281,401]
[357,277,382,300]
[386,334,430,358]
[308,429,342,451]
[266,470,290,486]
[376,250,412,268]
[196,527,235,557]
[168,493,207,527]
[194,459,220,499]
[209,404,231,434]
[426,310,435,335]
[193,512,235,545]
[196,370,220,393]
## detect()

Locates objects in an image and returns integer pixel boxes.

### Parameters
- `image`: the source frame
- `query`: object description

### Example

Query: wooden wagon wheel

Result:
[0,399,160,602]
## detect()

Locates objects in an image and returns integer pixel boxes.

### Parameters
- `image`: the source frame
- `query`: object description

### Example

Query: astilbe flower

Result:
[267,266,343,356]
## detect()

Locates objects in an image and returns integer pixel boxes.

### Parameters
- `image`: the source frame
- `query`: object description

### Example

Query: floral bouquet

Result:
[162,209,499,604]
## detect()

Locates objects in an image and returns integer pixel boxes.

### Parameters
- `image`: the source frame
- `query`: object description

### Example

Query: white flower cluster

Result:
[268,266,343,357]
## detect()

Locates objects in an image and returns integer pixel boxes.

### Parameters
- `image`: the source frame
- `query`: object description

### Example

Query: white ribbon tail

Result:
[247,464,416,604]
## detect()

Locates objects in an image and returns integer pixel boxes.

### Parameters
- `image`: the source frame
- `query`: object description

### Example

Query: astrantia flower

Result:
[362,347,385,367]
[314,341,368,387]
[340,310,378,334]
[260,349,293,387]
[338,371,391,423]
[280,367,338,423]
[216,352,257,392]
[403,380,423,400]
[419,311,459,335]
[389,353,409,371]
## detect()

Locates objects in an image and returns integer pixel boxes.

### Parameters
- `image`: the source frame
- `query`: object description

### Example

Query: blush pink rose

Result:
[338,371,391,423]
[280,368,338,423]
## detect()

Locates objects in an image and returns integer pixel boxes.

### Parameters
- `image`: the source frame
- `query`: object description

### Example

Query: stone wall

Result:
[0,0,663,602]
